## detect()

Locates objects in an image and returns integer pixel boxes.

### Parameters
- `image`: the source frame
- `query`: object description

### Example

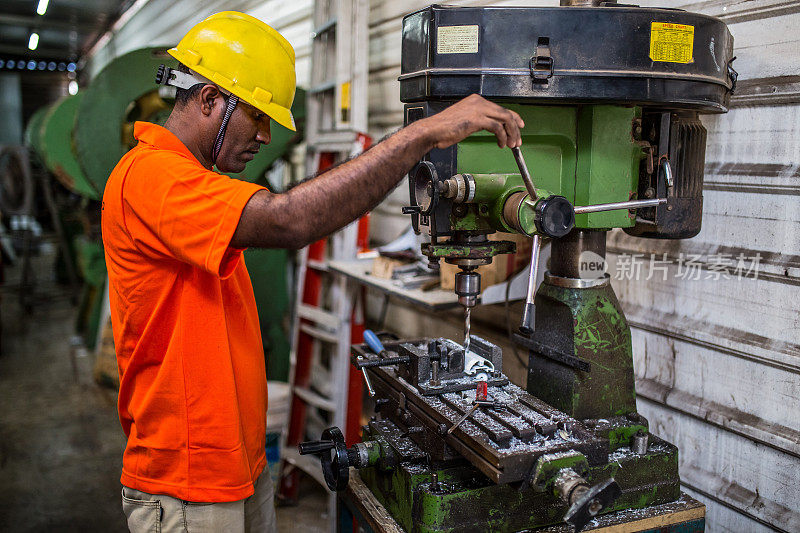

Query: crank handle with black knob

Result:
[298,426,382,492]
[356,330,402,397]
[563,478,622,532]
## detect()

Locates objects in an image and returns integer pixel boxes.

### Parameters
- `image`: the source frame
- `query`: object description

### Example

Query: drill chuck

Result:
[455,270,481,308]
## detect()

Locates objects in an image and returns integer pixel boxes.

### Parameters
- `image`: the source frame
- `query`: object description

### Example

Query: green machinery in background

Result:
[25,47,305,380]
[300,3,734,532]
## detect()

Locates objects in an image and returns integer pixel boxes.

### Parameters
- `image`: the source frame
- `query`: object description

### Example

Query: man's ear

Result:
[198,85,223,117]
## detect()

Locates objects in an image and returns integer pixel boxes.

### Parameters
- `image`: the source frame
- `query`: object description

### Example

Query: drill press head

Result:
[406,153,575,309]
[401,6,735,297]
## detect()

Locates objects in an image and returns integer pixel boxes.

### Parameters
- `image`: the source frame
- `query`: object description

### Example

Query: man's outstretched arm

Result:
[230,94,524,250]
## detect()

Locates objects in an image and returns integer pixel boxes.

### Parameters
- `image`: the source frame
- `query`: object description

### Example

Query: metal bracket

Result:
[529,37,554,82]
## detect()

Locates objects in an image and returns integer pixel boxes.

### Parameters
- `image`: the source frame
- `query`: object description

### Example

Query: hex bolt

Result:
[431,359,441,386]
[632,431,649,455]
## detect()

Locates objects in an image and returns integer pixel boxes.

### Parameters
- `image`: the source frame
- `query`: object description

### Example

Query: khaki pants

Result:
[121,469,277,533]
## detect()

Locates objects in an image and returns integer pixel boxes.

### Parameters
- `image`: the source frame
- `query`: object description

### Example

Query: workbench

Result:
[328,257,531,312]
[328,259,459,311]
[337,471,705,533]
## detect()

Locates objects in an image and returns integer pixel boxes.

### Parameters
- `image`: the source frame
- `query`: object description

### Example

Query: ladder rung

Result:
[299,323,339,344]
[293,386,336,412]
[312,18,337,36]
[309,81,336,94]
[297,304,340,329]
[307,259,328,271]
[282,447,327,489]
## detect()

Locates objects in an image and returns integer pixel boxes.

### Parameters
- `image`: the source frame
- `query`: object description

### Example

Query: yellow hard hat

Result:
[169,11,297,131]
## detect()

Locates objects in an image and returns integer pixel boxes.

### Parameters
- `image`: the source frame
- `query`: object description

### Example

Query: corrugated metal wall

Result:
[615,1,800,530]
[88,1,799,530]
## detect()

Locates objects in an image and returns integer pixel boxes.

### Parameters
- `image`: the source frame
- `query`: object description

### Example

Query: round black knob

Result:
[534,195,575,238]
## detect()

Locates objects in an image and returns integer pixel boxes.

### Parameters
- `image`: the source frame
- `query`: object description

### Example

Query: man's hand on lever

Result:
[425,94,525,150]
[231,94,525,250]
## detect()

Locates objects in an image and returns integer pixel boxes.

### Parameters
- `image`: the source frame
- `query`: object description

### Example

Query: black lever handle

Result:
[298,439,334,456]
[352,355,411,369]
[296,427,350,491]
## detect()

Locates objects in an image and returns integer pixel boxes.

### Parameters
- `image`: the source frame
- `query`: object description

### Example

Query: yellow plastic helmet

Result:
[169,11,297,131]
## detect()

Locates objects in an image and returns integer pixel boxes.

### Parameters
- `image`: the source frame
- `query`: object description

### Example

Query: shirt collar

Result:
[133,122,201,164]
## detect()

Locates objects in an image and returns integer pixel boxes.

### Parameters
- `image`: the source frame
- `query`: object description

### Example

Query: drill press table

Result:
[338,472,706,533]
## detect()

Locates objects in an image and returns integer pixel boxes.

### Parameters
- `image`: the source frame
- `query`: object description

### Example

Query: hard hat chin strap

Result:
[154,64,241,166]
[211,94,239,166]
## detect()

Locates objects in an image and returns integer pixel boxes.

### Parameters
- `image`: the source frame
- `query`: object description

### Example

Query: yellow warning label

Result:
[649,22,694,63]
[340,81,351,124]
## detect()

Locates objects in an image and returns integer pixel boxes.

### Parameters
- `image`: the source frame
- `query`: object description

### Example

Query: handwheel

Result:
[298,426,350,491]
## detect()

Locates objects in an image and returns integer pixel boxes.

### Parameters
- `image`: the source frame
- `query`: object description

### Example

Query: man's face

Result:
[215,98,272,173]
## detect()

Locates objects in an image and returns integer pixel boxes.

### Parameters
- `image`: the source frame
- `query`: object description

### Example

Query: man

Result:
[102,11,523,533]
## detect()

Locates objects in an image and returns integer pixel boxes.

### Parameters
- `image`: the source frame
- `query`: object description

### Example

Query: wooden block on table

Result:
[372,256,412,280]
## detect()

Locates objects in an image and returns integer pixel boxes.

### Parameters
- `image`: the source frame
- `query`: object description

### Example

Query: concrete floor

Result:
[0,246,327,532]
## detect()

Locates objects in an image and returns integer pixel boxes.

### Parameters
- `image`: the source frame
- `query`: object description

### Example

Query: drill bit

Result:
[464,306,471,354]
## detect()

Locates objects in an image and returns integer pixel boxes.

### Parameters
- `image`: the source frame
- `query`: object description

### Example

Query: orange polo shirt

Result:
[102,122,267,502]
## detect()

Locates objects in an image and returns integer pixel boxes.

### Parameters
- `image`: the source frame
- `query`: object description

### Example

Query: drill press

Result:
[300,4,734,531]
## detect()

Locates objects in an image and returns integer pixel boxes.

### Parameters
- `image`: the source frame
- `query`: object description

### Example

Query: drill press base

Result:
[358,418,680,533]
[348,338,681,533]
[339,473,704,533]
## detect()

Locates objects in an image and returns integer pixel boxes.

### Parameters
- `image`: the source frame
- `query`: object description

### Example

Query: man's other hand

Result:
[417,94,525,150]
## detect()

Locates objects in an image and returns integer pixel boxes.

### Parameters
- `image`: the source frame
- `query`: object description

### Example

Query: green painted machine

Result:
[300,3,734,532]
[26,47,304,377]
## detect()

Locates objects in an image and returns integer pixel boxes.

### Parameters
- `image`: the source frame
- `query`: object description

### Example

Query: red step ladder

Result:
[278,135,371,504]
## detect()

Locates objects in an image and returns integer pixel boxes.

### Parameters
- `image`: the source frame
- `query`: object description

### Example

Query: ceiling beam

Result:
[0,13,104,32]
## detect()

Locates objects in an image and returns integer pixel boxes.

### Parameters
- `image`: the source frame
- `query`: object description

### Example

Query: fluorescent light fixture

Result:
[28,32,39,50]
[36,0,50,16]
[68,80,79,95]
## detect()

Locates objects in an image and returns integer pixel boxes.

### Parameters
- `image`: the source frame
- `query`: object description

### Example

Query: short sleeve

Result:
[121,152,265,278]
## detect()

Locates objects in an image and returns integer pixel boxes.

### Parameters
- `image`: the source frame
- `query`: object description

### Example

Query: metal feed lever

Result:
[510,147,667,334]
[512,147,541,334]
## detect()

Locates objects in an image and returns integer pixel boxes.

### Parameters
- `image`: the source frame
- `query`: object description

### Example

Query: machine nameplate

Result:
[437,25,479,54]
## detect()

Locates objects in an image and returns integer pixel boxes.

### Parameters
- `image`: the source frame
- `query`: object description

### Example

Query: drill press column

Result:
[550,229,606,279]
[523,230,638,420]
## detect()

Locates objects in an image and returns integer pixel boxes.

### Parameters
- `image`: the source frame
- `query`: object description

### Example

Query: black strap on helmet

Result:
[155,64,240,167]
[211,94,239,166]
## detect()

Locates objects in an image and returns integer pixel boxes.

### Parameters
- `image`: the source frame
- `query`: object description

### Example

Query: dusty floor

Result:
[0,247,327,532]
